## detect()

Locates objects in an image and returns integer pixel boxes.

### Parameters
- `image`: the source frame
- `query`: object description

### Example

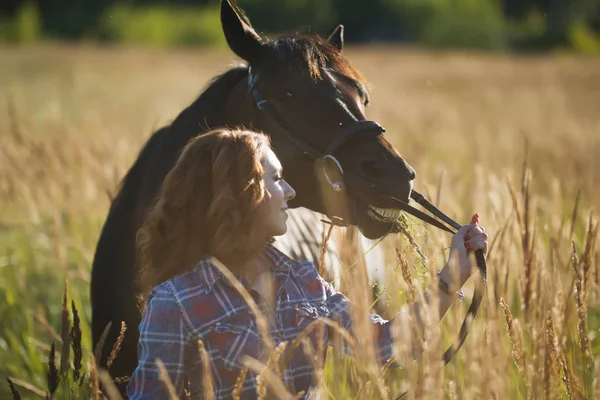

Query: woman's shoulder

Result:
[145,260,225,331]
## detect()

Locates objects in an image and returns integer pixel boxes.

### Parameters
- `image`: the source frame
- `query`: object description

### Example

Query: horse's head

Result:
[220,0,416,240]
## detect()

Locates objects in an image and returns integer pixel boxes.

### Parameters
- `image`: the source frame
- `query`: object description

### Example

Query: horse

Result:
[90,0,417,394]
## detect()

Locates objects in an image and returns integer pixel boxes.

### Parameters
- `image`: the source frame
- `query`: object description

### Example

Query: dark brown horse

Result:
[90,0,417,394]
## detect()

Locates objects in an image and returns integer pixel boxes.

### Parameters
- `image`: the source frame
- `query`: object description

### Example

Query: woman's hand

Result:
[441,213,488,288]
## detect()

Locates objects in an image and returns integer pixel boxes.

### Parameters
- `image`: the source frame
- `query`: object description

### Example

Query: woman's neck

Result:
[237,245,271,284]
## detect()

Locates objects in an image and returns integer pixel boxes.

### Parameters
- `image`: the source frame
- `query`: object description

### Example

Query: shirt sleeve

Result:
[316,271,399,366]
[127,284,192,400]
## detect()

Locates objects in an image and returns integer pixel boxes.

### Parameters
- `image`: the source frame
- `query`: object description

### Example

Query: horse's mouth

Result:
[366,205,403,222]
[352,197,402,239]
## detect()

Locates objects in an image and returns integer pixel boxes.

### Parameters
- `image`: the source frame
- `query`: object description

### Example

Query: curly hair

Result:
[136,128,272,303]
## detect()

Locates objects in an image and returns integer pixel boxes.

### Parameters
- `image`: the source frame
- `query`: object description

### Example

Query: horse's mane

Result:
[113,65,250,210]
[266,34,371,98]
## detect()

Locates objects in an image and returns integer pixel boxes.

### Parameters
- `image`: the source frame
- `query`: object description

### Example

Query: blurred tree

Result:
[1,0,599,52]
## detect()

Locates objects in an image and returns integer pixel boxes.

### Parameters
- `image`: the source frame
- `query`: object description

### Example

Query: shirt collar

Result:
[194,245,295,293]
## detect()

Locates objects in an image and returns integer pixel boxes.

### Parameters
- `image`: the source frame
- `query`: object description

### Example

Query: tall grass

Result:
[0,45,598,399]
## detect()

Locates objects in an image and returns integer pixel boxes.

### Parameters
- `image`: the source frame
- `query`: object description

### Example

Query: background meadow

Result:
[1,41,599,398]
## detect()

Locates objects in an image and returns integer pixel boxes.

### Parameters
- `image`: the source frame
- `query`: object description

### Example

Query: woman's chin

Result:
[272,221,289,238]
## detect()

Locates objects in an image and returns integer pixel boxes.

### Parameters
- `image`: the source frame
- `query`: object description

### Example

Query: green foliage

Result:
[419,0,508,50]
[384,0,508,50]
[0,216,93,398]
[568,20,600,54]
[0,1,41,44]
[240,0,338,36]
[98,3,227,48]
[1,0,599,53]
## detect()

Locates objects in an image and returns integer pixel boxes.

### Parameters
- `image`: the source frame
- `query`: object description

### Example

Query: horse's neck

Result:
[218,73,255,128]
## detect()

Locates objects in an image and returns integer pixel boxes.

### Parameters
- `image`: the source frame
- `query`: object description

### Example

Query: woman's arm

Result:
[318,220,487,366]
[318,269,461,366]
[127,284,192,400]
[406,218,487,337]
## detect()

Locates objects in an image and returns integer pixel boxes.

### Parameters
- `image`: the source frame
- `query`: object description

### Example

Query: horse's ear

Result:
[221,0,265,63]
[327,24,344,52]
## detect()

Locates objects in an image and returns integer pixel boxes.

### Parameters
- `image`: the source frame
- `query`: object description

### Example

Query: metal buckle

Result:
[321,154,344,192]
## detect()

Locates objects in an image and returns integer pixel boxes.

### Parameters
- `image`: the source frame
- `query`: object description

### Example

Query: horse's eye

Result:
[278,91,293,101]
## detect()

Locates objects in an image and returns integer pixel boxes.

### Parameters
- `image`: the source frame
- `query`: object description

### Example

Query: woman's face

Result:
[257,146,296,239]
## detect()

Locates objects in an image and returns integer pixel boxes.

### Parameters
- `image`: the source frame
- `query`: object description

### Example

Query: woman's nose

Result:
[285,181,296,200]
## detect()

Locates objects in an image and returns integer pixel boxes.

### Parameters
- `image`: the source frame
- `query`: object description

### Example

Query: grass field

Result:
[1,43,599,399]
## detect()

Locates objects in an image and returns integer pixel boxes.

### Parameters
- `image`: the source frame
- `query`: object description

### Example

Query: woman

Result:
[127,128,488,399]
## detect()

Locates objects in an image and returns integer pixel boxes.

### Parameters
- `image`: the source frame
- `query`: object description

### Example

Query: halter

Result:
[248,66,460,234]
[247,65,487,400]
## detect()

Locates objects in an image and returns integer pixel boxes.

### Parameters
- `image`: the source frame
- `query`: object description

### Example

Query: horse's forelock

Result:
[265,34,368,88]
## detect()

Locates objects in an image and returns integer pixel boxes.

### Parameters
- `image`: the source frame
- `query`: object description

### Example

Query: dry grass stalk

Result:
[279,317,357,376]
[544,312,560,399]
[197,340,214,400]
[581,213,598,306]
[571,242,591,357]
[70,300,83,384]
[568,189,581,243]
[523,184,537,318]
[500,297,524,372]
[242,356,296,400]
[90,355,100,400]
[6,377,22,400]
[97,369,124,400]
[506,176,523,247]
[232,367,249,400]
[255,374,267,400]
[7,94,25,145]
[265,341,288,394]
[6,377,45,398]
[506,170,539,316]
[395,221,428,263]
[421,275,444,399]
[33,312,62,344]
[318,223,334,277]
[447,379,457,400]
[315,321,325,378]
[595,251,600,305]
[487,215,514,286]
[106,321,127,370]
[595,358,600,400]
[395,244,415,304]
[94,322,112,367]
[559,353,576,400]
[60,282,71,375]
[551,290,567,346]
[47,341,59,398]
[155,359,180,400]
[292,390,306,400]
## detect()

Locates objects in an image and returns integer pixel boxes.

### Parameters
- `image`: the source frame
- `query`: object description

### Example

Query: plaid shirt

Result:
[127,245,398,400]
